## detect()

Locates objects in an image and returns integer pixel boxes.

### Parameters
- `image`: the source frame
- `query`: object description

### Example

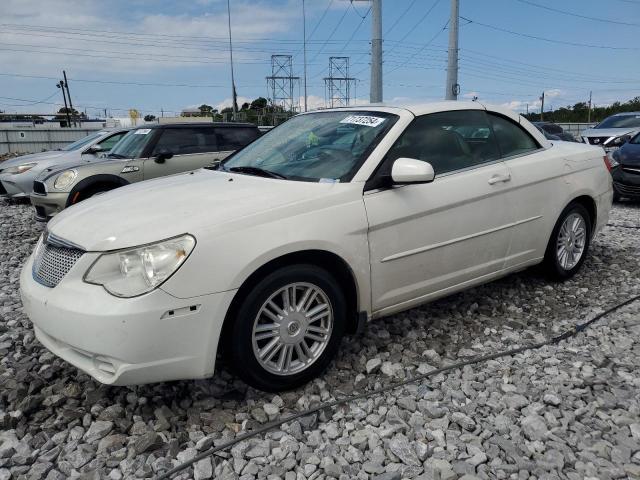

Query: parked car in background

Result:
[581,112,640,151]
[29,122,260,221]
[0,128,129,199]
[20,102,612,391]
[533,122,577,142]
[533,124,561,141]
[606,131,640,200]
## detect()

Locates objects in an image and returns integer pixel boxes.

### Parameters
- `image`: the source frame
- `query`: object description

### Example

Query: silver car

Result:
[581,112,640,151]
[0,128,129,199]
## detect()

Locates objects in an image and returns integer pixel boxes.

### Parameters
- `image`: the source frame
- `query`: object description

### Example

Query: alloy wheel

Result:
[251,282,333,376]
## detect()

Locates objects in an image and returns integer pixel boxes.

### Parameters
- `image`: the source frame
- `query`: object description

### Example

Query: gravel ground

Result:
[1,200,639,480]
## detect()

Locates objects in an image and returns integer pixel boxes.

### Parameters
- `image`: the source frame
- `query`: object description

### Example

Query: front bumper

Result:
[20,253,236,385]
[29,192,69,221]
[611,166,640,199]
[0,174,30,198]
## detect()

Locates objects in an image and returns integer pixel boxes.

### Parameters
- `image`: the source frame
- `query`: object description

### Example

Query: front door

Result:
[364,109,515,315]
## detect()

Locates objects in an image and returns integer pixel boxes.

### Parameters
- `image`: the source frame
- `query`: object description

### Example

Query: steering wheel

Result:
[303,145,354,163]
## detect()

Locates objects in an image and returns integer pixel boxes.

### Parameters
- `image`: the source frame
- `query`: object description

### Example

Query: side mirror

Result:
[155,149,174,163]
[85,145,102,155]
[391,158,435,184]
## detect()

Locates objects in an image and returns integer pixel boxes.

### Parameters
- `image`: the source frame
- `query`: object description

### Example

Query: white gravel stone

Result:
[1,201,640,479]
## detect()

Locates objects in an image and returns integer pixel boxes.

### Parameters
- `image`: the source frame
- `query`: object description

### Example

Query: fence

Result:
[556,123,596,138]
[0,127,103,154]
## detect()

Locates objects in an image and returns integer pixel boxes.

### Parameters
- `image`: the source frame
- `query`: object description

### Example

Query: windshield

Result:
[596,114,640,129]
[222,111,398,182]
[108,128,154,159]
[60,131,105,151]
[631,133,640,144]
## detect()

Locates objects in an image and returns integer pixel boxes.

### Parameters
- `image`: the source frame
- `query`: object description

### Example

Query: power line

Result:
[310,4,351,63]
[459,48,640,83]
[513,0,640,27]
[0,91,59,106]
[0,72,267,88]
[460,16,640,50]
[387,21,449,74]
[340,6,371,53]
[306,0,335,41]
[384,0,419,36]
[386,0,443,54]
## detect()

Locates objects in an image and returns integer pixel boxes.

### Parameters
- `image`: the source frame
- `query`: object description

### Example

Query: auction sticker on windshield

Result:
[340,115,386,127]
[134,129,151,135]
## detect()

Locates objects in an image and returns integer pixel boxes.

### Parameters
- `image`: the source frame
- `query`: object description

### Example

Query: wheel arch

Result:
[219,249,362,357]
[566,194,597,234]
[66,174,129,206]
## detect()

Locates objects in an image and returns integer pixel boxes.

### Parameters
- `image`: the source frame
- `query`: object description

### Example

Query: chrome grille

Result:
[32,181,46,195]
[32,236,84,288]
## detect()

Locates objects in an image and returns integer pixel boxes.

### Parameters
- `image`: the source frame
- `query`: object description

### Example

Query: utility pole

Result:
[161,108,164,118]
[62,71,76,127]
[302,0,308,112]
[540,91,545,121]
[445,0,460,100]
[56,80,71,127]
[226,0,238,121]
[588,90,592,123]
[526,103,529,115]
[370,0,382,103]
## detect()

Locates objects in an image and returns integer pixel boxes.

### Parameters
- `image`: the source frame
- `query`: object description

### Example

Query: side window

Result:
[488,113,539,158]
[216,127,259,151]
[386,110,501,175]
[152,128,217,155]
[97,132,125,151]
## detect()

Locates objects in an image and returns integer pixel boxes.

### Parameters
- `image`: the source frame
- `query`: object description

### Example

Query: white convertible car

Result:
[20,102,612,391]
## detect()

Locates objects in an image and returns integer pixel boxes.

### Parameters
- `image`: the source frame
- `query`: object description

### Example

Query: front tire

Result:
[228,265,346,392]
[543,202,592,280]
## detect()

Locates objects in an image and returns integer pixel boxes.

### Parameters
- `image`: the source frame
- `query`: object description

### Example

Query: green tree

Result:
[250,97,268,110]
[198,104,214,116]
[144,114,156,122]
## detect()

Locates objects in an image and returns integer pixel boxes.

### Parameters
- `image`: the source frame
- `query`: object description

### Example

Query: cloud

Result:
[0,0,297,76]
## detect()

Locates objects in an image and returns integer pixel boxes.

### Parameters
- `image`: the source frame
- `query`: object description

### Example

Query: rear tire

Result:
[228,264,346,392]
[543,202,592,280]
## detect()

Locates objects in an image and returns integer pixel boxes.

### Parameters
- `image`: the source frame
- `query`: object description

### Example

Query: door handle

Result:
[488,173,511,185]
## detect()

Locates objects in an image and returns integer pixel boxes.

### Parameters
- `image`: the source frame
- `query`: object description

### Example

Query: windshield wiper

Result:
[227,166,287,180]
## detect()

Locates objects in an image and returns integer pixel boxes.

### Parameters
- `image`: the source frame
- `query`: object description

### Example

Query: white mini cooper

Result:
[20,102,612,391]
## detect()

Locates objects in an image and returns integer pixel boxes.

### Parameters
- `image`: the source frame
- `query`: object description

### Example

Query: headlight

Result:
[5,163,37,174]
[606,151,620,168]
[608,135,630,146]
[53,170,78,190]
[84,235,196,298]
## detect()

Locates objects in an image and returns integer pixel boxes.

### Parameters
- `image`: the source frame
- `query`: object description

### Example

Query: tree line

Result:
[523,96,640,124]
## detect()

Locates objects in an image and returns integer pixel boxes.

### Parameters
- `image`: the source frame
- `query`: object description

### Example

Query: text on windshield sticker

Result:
[339,115,386,127]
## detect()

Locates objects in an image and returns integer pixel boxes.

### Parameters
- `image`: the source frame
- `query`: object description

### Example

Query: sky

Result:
[0,0,638,119]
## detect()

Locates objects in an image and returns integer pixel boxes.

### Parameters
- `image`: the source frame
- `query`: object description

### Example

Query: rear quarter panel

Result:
[505,142,610,265]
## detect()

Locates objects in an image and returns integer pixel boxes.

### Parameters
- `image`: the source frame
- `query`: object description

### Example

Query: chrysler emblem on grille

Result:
[593,139,600,144]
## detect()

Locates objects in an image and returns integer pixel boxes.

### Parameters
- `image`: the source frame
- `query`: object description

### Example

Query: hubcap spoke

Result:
[252,282,333,376]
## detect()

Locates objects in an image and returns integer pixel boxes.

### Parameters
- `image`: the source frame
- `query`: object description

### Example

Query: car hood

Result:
[0,150,74,171]
[47,169,360,251]
[616,142,640,165]
[36,157,122,181]
[581,127,639,138]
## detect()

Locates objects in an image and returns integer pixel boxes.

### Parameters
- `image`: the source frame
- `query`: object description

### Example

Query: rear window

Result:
[216,127,259,151]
